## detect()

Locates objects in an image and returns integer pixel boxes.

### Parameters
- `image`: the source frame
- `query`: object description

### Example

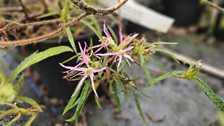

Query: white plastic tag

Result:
[97,0,174,33]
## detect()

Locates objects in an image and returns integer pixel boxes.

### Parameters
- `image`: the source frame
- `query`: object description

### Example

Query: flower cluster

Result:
[60,42,106,97]
[60,22,138,97]
[95,23,138,70]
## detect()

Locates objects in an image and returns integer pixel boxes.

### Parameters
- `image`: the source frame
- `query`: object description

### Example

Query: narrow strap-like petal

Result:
[90,74,98,98]
[93,67,107,73]
[96,52,118,56]
[124,55,132,66]
[71,75,87,97]
[124,54,134,62]
[123,46,134,52]
[122,33,138,47]
[94,46,103,53]
[119,27,123,46]
[59,63,87,72]
[117,55,123,71]
[103,22,112,39]
[78,42,90,67]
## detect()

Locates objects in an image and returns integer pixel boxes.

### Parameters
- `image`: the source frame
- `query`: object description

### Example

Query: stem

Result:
[0,12,88,47]
[0,18,61,32]
[203,0,224,12]
[70,0,128,15]
[0,0,128,47]
[17,0,30,20]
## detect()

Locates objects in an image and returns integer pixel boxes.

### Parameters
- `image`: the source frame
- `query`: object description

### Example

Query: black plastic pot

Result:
[213,2,224,40]
[162,0,203,27]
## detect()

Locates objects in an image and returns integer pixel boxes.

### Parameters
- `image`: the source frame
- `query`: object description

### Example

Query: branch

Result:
[0,18,61,32]
[0,12,88,47]
[17,0,30,20]
[0,0,128,47]
[202,0,224,12]
[70,0,128,15]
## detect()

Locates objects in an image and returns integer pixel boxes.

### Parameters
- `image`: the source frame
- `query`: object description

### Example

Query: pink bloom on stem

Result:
[60,42,106,98]
[96,22,138,70]
[103,21,112,39]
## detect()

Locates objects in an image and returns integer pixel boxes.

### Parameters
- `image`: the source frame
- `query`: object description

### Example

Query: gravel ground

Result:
[0,34,224,126]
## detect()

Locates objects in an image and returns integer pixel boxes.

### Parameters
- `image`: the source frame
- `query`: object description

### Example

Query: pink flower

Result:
[95,22,138,70]
[60,42,106,98]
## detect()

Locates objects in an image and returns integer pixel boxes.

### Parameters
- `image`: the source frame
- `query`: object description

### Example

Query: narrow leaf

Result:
[24,114,38,126]
[152,42,178,45]
[155,48,180,64]
[133,93,146,123]
[194,77,224,111]
[128,82,150,99]
[141,59,153,86]
[16,96,42,112]
[152,70,184,86]
[63,85,82,115]
[66,80,90,122]
[108,25,118,44]
[36,12,59,19]
[119,60,127,72]
[110,82,121,109]
[91,15,102,37]
[14,74,24,93]
[115,77,128,100]
[218,111,224,126]
[81,20,101,38]
[94,95,103,109]
[0,109,14,119]
[0,67,5,87]
[6,113,21,126]
[0,67,5,81]
[66,27,77,53]
[10,46,73,82]
[62,53,80,64]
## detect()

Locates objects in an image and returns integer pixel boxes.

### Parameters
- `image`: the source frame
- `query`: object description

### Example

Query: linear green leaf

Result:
[16,96,42,112]
[194,77,224,111]
[91,16,102,37]
[133,93,146,123]
[6,113,21,126]
[115,77,128,100]
[108,25,118,44]
[14,74,24,93]
[63,85,82,115]
[36,12,59,19]
[61,0,76,54]
[130,85,150,100]
[140,56,153,86]
[218,111,224,126]
[24,114,38,126]
[152,70,184,86]
[155,48,180,64]
[66,27,77,53]
[0,67,5,87]
[0,67,5,81]
[110,82,121,109]
[94,95,103,109]
[66,80,90,122]
[9,46,73,82]
[81,20,101,38]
